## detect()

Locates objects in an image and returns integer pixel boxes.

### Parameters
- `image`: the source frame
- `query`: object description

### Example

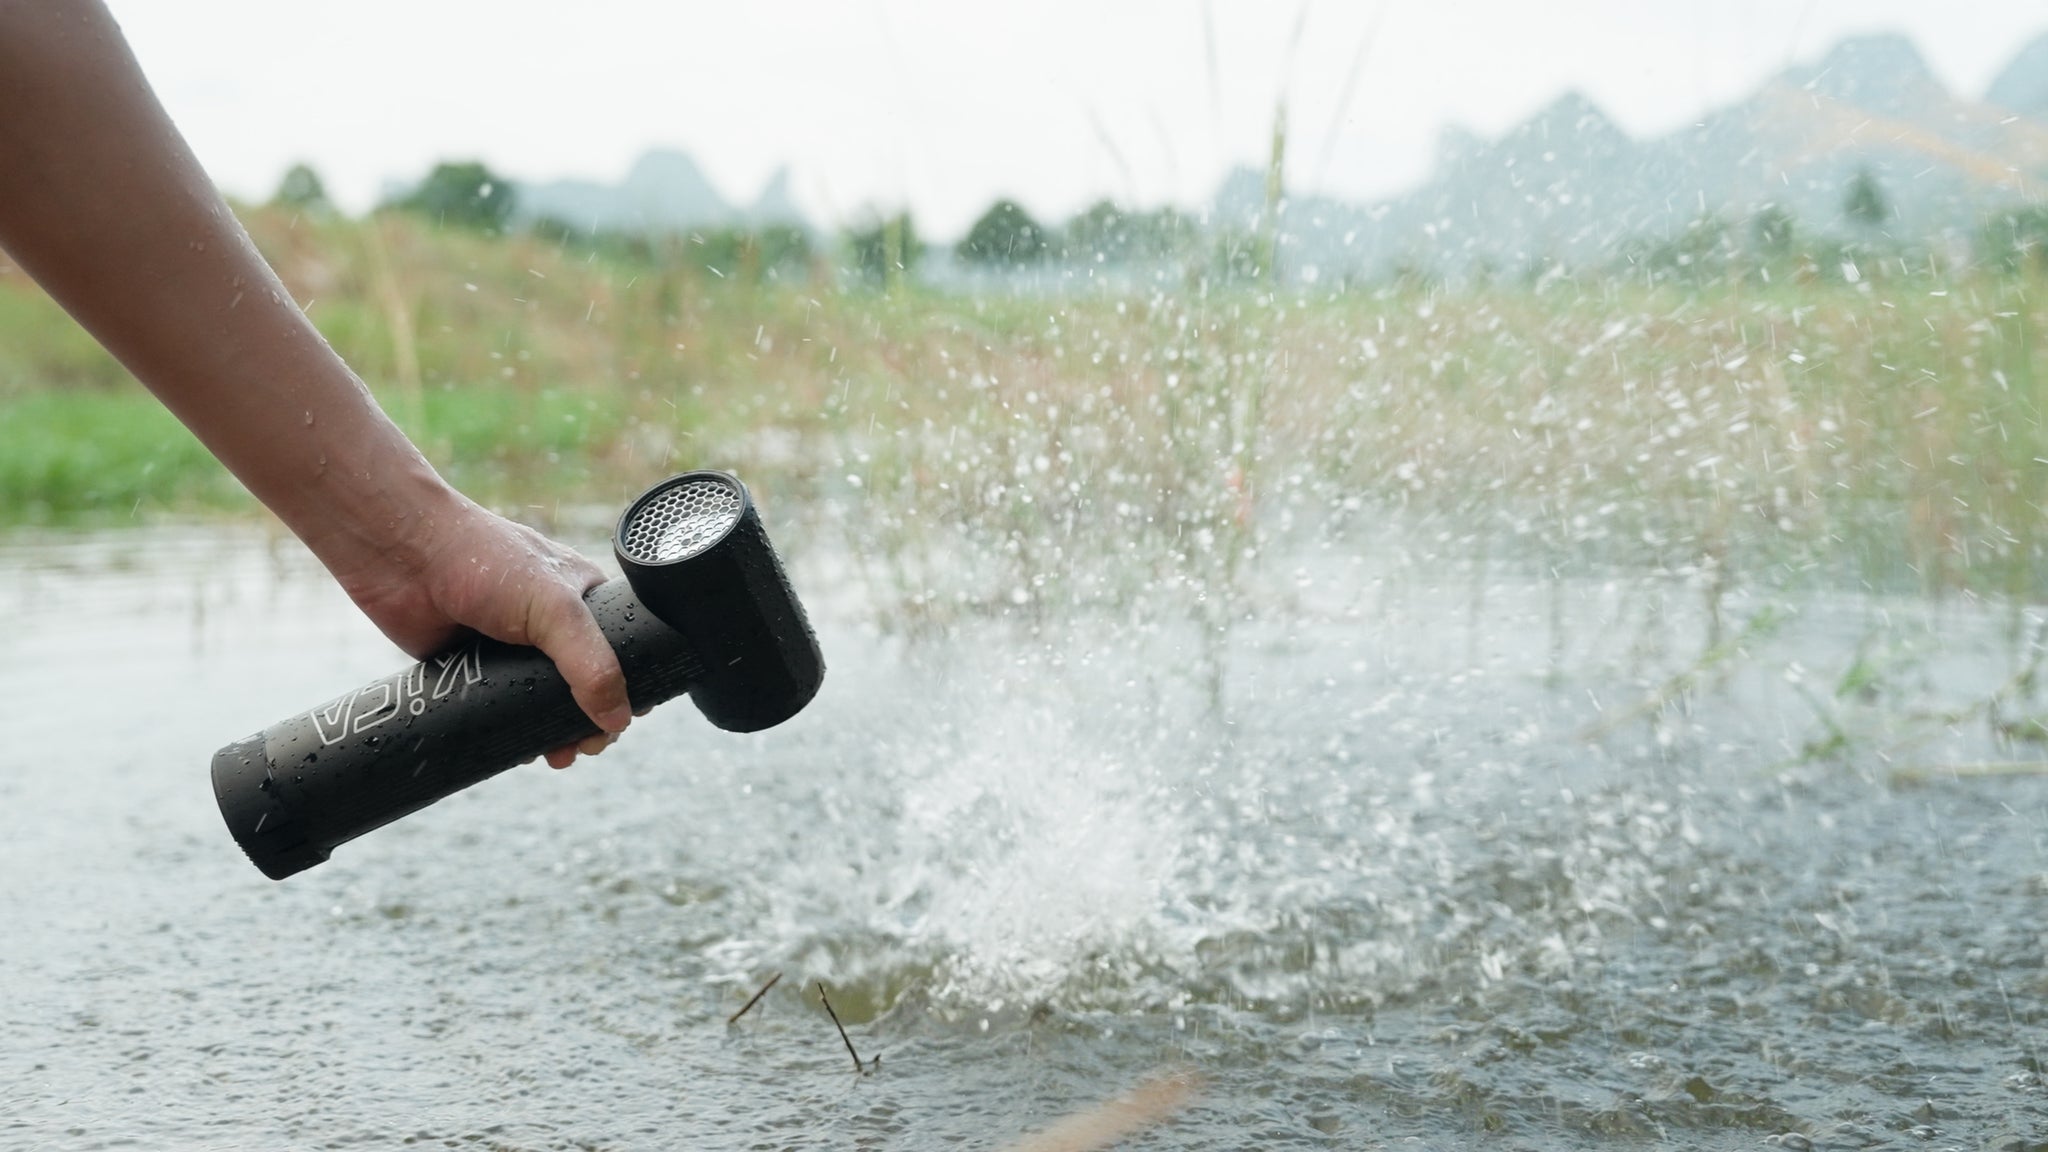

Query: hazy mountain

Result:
[1987,32,2048,117]
[1224,30,2048,281]
[515,149,810,235]
[748,166,806,227]
[1789,32,1950,122]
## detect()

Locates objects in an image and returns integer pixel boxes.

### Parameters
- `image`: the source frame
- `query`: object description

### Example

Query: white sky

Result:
[107,0,2046,237]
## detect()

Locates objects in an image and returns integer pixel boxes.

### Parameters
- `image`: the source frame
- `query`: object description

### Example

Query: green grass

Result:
[402,381,637,503]
[0,380,652,525]
[0,266,129,393]
[0,389,248,523]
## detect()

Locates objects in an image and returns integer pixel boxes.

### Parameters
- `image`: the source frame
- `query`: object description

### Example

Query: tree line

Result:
[269,159,2048,290]
[268,160,1203,283]
[1607,165,2048,288]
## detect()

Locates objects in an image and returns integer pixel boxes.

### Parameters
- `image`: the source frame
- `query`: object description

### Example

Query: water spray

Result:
[210,471,824,880]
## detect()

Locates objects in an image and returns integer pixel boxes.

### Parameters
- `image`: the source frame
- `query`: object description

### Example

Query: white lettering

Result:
[352,680,396,734]
[310,688,359,746]
[431,640,484,700]
[306,641,484,747]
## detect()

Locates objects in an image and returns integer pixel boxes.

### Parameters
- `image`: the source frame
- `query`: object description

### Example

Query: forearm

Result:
[0,0,456,572]
[0,1,631,746]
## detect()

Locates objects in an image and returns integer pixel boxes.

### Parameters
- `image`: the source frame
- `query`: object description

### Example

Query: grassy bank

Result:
[3,207,2044,612]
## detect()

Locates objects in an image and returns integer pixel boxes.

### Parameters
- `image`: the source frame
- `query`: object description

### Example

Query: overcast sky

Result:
[106,0,2046,237]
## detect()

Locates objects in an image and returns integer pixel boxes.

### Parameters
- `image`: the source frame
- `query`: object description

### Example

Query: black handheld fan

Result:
[211,471,824,880]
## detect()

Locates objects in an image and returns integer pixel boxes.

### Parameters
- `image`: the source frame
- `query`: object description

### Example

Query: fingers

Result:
[525,578,635,736]
[543,729,621,770]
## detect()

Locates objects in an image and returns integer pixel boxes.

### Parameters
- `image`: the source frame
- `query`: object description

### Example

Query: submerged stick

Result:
[1889,760,2048,786]
[727,971,783,1026]
[816,981,864,1073]
[1579,605,1789,742]
[998,1071,1202,1152]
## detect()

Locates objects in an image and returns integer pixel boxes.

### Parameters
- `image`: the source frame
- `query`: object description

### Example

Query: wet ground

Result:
[2,525,2045,1150]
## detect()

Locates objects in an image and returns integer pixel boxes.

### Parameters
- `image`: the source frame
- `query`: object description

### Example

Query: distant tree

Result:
[692,225,814,282]
[526,219,671,265]
[1063,200,1132,263]
[1843,166,1889,232]
[759,224,815,273]
[1625,213,1735,284]
[846,213,923,286]
[1127,207,1199,261]
[391,161,516,232]
[1978,206,2048,277]
[1750,203,1795,256]
[1216,229,1267,283]
[1519,252,1566,291]
[527,215,588,246]
[958,199,1050,265]
[1389,257,1438,292]
[270,163,331,212]
[1059,202,1199,265]
[1807,236,1855,283]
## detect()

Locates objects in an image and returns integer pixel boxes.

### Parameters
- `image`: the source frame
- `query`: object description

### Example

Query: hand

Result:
[0,2,631,769]
[324,491,633,769]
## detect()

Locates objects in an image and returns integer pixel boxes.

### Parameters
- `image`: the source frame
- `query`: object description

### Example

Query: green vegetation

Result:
[845,212,923,288]
[7,186,2048,758]
[689,224,814,282]
[957,199,1051,266]
[271,163,332,214]
[0,389,242,522]
[387,160,517,233]
[1980,206,2048,277]
[1059,200,1200,265]
[2,202,2044,624]
[1842,165,1890,232]
[1749,203,1795,256]
[0,376,633,526]
[525,221,814,284]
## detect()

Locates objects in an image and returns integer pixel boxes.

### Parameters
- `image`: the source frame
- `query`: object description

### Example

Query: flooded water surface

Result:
[3,525,2046,1150]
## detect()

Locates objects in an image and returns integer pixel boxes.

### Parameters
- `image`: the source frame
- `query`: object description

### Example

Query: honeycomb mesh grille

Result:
[620,478,743,563]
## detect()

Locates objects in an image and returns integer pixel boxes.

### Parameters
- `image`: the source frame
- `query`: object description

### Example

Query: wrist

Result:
[283,416,468,592]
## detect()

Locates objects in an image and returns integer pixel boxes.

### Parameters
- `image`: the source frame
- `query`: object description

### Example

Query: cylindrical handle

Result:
[211,577,699,880]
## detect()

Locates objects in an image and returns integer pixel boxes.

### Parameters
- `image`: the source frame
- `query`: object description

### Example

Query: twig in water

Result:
[816,981,864,1073]
[1579,604,1790,742]
[727,971,782,1026]
[1889,761,2048,787]
[998,1070,1203,1152]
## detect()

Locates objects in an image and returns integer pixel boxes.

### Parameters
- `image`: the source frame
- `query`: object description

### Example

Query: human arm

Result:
[0,0,630,765]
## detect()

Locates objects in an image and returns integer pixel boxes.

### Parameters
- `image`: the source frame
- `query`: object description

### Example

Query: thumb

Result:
[526,583,633,734]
